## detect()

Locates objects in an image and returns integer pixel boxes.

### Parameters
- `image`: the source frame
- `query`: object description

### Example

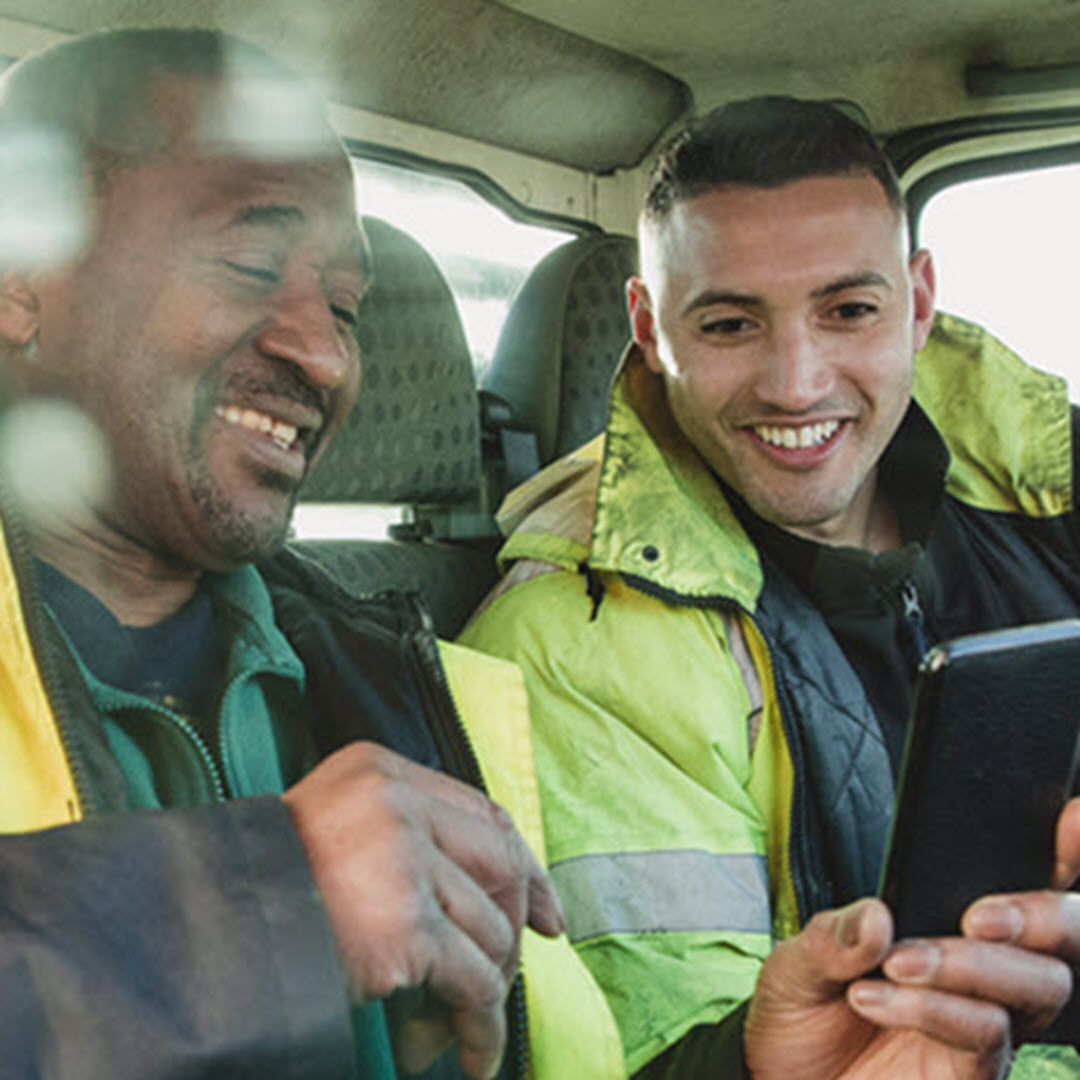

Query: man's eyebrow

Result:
[811,271,892,298]
[228,203,305,229]
[680,272,894,317]
[682,289,762,317]
[228,203,373,281]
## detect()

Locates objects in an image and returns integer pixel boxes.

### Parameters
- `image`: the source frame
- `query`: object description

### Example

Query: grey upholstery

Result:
[289,538,494,639]
[302,216,480,505]
[295,216,496,638]
[482,233,638,468]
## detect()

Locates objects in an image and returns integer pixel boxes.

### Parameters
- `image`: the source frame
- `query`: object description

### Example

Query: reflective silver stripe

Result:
[722,610,765,752]
[722,610,763,715]
[551,850,770,943]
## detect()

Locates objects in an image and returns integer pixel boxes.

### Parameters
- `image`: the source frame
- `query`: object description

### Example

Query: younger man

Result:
[463,97,1080,1076]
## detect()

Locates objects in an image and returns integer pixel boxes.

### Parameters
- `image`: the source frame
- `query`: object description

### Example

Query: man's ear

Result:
[909,249,936,352]
[0,272,40,348]
[627,276,663,374]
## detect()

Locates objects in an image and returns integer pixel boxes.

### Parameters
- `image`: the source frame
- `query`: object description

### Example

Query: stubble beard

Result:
[186,455,296,565]
[186,367,299,566]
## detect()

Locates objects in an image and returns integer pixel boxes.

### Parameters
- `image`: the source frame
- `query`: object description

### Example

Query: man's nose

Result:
[256,277,358,392]
[755,324,834,410]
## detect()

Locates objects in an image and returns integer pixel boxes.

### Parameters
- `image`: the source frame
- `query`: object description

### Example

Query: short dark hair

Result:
[0,27,326,184]
[642,96,903,222]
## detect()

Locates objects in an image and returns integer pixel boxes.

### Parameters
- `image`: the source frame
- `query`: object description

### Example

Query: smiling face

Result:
[631,172,935,550]
[7,74,368,571]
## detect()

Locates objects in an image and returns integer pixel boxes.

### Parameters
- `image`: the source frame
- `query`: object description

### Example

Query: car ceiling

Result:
[1,0,1079,173]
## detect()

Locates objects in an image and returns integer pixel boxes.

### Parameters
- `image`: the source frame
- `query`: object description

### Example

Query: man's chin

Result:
[191,483,297,568]
[744,489,856,543]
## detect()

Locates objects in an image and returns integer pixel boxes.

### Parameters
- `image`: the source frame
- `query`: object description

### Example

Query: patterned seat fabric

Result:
[555,237,639,459]
[295,217,496,638]
[483,233,638,469]
[302,216,480,504]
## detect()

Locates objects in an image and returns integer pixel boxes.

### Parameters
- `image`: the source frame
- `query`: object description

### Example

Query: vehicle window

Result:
[916,163,1080,399]
[350,155,575,377]
[294,156,576,541]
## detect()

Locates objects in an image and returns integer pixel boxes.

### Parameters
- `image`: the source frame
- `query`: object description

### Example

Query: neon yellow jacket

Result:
[461,313,1080,1076]
[0,532,625,1079]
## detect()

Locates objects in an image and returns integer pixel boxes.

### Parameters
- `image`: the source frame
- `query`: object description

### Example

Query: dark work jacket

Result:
[0,535,527,1080]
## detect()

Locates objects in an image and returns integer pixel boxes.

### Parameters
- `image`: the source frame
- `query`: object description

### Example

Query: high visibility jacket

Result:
[0,523,625,1079]
[461,313,1080,1076]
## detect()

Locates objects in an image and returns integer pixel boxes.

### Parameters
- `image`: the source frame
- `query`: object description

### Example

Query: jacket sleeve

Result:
[0,796,358,1080]
[460,568,775,1075]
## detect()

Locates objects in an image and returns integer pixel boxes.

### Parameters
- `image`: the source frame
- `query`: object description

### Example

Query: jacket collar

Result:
[499,312,1074,612]
[913,312,1072,518]
[588,345,764,610]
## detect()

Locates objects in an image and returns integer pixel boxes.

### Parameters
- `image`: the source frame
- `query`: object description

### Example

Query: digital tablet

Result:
[878,619,1080,940]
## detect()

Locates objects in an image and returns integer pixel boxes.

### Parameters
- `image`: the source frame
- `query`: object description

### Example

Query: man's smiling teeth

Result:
[215,405,299,450]
[754,419,840,449]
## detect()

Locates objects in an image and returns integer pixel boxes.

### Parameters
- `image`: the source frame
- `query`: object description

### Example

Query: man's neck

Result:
[860,492,902,554]
[781,480,901,555]
[31,522,201,627]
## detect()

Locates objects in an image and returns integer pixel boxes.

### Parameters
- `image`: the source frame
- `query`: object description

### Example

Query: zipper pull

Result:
[900,579,930,662]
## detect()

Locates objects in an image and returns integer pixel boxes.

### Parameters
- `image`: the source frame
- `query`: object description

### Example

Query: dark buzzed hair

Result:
[643,96,903,222]
[0,27,325,184]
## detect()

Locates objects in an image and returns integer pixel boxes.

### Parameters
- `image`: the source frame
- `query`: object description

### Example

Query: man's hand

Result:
[281,741,566,1080]
[744,797,1080,1080]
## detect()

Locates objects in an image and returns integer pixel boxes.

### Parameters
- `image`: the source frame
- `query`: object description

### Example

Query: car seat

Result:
[481,232,638,495]
[295,216,498,638]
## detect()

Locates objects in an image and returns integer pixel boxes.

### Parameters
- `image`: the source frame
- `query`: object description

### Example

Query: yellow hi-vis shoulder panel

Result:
[915,313,1072,517]
[0,525,80,832]
[438,641,627,1080]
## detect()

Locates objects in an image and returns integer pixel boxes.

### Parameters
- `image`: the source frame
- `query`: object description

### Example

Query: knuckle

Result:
[1045,957,1073,1008]
[413,910,445,955]
[437,956,508,1011]
[954,1000,1011,1052]
[487,800,516,833]
[803,909,839,955]
[363,767,400,802]
[479,829,527,894]
[472,967,510,1011]
[359,768,413,822]
[489,907,517,964]
[343,739,384,769]
[983,1008,1011,1051]
[360,952,416,1001]
[486,848,521,897]
[1053,893,1080,950]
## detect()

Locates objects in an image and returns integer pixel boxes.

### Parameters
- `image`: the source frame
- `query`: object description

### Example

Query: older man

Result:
[0,28,621,1080]
[462,98,1080,1078]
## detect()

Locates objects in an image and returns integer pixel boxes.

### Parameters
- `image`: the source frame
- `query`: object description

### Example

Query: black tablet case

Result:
[879,619,1080,940]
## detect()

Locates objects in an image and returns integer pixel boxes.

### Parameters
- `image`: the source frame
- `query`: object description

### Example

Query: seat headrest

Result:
[483,233,638,465]
[302,216,480,505]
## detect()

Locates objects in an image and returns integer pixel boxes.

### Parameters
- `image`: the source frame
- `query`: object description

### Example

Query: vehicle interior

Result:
[1,0,1079,635]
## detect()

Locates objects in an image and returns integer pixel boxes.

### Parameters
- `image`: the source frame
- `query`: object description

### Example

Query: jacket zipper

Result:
[898,579,932,665]
[116,699,227,802]
[408,600,531,1080]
